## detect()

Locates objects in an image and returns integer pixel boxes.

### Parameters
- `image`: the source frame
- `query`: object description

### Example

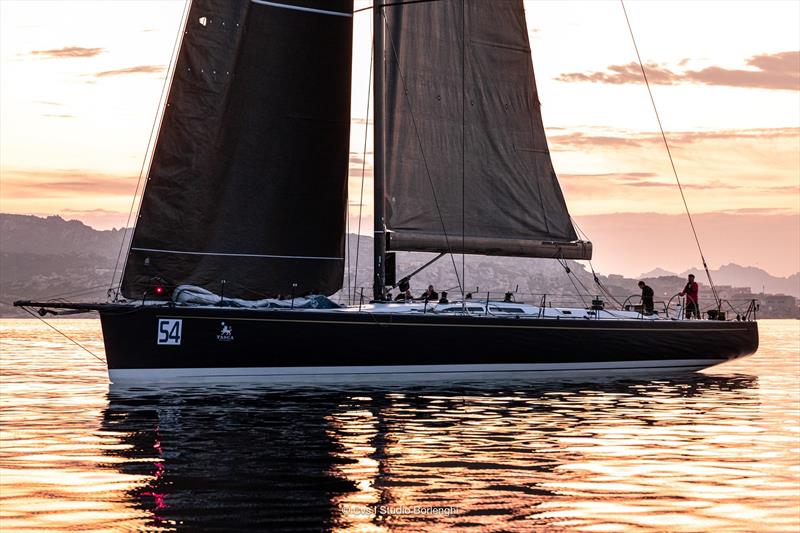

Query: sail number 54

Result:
[157,319,182,345]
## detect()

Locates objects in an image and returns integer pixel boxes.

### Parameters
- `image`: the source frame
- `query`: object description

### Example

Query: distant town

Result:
[1,213,797,319]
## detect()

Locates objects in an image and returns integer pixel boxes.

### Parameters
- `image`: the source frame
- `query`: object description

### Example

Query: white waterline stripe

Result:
[250,0,352,18]
[109,360,723,383]
[131,247,343,261]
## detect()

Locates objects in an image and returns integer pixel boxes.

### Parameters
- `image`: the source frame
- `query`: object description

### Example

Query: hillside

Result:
[1,213,796,317]
[640,264,799,298]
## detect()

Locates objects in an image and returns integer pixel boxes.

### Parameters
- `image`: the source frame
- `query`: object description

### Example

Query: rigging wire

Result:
[19,306,106,364]
[556,257,589,309]
[23,283,121,303]
[569,216,624,308]
[354,0,440,14]
[588,262,624,308]
[461,0,466,304]
[620,0,720,308]
[381,8,464,294]
[108,0,193,301]
[352,25,374,306]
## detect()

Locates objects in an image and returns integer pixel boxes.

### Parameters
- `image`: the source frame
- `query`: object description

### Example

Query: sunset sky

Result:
[1,0,798,277]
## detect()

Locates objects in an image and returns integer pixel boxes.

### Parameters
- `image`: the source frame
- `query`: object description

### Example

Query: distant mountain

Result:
[0,214,127,259]
[574,212,799,280]
[681,264,800,298]
[639,268,677,278]
[1,213,796,317]
[0,214,130,315]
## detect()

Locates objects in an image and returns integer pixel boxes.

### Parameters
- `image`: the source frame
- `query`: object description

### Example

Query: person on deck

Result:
[395,289,413,302]
[679,274,700,319]
[638,281,655,315]
[420,285,438,302]
[438,292,449,304]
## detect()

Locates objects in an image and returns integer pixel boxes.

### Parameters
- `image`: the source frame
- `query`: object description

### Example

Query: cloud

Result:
[714,207,796,215]
[556,51,800,91]
[1,169,137,198]
[349,167,373,178]
[61,208,124,216]
[549,132,642,149]
[29,46,104,58]
[349,153,374,166]
[93,65,166,77]
[560,172,658,181]
[550,127,799,150]
[41,114,74,119]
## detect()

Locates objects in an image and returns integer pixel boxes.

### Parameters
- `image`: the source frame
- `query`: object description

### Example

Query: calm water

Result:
[0,319,798,532]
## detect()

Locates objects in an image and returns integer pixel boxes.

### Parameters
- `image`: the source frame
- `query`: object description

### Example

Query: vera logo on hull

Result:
[217,322,234,342]
[157,319,182,345]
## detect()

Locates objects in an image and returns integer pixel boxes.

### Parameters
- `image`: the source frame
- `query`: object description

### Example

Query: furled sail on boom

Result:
[121,0,354,299]
[380,0,591,259]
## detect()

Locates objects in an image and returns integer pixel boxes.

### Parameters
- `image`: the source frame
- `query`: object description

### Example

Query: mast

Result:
[372,0,386,300]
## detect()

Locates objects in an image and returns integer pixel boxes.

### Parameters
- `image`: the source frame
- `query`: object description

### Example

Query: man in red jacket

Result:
[680,274,700,319]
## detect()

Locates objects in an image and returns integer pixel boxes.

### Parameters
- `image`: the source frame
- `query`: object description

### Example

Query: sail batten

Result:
[121,0,354,299]
[129,248,345,261]
[381,0,589,259]
[388,233,592,260]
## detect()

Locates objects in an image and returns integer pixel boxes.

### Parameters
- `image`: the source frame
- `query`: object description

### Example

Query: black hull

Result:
[96,305,759,383]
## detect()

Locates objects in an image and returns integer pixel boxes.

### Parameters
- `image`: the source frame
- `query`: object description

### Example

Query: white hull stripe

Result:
[109,360,725,383]
[131,247,343,261]
[250,0,352,17]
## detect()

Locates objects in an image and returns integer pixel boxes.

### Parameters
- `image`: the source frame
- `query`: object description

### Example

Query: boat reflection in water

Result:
[99,373,771,531]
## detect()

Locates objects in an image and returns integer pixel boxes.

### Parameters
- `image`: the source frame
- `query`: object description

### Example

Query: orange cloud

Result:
[93,65,165,77]
[549,132,642,149]
[29,46,103,58]
[557,51,800,91]
[1,169,137,198]
[550,127,800,150]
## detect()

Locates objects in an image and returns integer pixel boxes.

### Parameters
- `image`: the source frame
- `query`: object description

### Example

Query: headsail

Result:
[379,0,590,259]
[121,0,354,299]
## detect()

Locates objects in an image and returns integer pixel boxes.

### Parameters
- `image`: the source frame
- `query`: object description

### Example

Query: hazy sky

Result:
[1,1,798,277]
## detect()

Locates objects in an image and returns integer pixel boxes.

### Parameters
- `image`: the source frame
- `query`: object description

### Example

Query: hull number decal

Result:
[157,319,182,345]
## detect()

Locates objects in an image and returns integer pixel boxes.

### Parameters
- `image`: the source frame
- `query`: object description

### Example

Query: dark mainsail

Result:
[380,0,590,259]
[121,0,354,299]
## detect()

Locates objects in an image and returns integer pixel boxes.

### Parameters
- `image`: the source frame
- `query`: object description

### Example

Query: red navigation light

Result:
[154,285,165,297]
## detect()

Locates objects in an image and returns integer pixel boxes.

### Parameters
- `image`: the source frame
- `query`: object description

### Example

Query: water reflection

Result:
[98,374,772,531]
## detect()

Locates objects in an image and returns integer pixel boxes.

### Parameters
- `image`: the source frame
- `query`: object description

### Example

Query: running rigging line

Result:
[620,0,720,308]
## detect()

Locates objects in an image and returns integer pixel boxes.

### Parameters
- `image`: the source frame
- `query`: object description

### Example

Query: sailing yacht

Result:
[15,0,758,383]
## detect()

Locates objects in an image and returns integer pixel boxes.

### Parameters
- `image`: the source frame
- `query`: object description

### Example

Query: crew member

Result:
[420,285,438,302]
[679,274,700,319]
[638,281,655,315]
[395,289,413,302]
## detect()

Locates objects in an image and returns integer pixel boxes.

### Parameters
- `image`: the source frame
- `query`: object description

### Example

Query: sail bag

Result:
[381,0,590,259]
[121,0,353,299]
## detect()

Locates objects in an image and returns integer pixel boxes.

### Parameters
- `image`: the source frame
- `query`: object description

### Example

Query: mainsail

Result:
[379,0,590,259]
[121,0,354,299]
